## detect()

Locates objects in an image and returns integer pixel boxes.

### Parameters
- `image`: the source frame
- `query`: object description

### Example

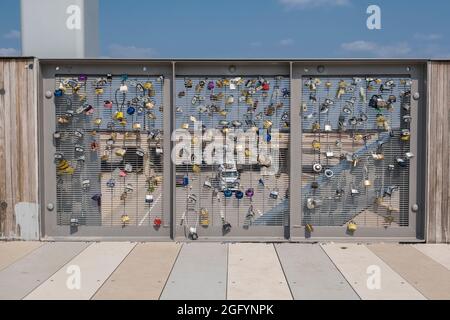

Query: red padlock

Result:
[153,217,162,227]
[262,82,270,91]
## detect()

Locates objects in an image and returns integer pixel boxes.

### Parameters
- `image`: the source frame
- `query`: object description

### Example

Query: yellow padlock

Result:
[115,111,124,121]
[181,123,189,130]
[95,87,104,95]
[312,140,321,151]
[347,221,357,233]
[305,224,314,233]
[121,214,130,224]
[143,82,153,90]
[245,148,251,157]
[94,118,102,126]
[219,110,228,116]
[312,122,321,132]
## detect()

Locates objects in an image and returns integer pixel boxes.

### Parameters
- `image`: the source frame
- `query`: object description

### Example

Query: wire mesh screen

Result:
[175,76,290,236]
[53,74,166,228]
[301,76,412,228]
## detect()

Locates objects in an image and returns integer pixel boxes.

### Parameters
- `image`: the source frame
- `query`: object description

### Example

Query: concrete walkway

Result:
[0,242,449,300]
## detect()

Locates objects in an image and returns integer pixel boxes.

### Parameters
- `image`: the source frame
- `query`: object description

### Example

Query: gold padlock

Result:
[312,121,321,132]
[115,148,126,157]
[95,87,104,95]
[219,110,228,116]
[181,123,189,130]
[305,224,314,233]
[101,150,109,161]
[192,164,201,174]
[145,101,155,109]
[347,221,357,233]
[132,122,141,131]
[121,214,130,224]
[263,120,273,130]
[364,179,372,187]
[245,148,251,157]
[312,140,321,151]
[143,82,153,90]
[94,118,102,126]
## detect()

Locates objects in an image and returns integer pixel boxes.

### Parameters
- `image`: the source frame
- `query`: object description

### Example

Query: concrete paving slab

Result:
[0,242,90,300]
[369,244,450,300]
[321,244,425,300]
[228,243,292,300]
[412,245,450,270]
[93,243,181,300]
[0,242,42,271]
[24,242,136,300]
[160,243,227,300]
[275,244,359,300]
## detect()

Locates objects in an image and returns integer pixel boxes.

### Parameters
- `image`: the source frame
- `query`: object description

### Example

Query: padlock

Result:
[143,82,153,90]
[396,158,407,167]
[326,149,334,159]
[153,217,162,228]
[312,121,321,132]
[119,84,128,93]
[336,80,347,99]
[132,122,142,131]
[351,188,360,196]
[222,221,232,234]
[121,214,130,224]
[203,179,212,189]
[124,163,133,173]
[312,140,321,151]
[372,153,385,161]
[91,141,99,151]
[347,221,357,233]
[125,184,134,193]
[270,189,279,200]
[145,194,154,204]
[181,123,189,130]
[311,181,319,189]
[74,130,84,139]
[104,100,113,109]
[405,152,414,159]
[93,118,102,126]
[192,164,201,174]
[107,179,116,188]
[136,148,145,157]
[235,190,244,200]
[364,179,372,187]
[306,198,322,210]
[74,145,85,154]
[324,121,332,132]
[325,169,334,179]
[115,148,126,157]
[127,105,136,115]
[263,120,273,130]
[145,101,155,109]
[189,227,198,240]
[95,87,104,95]
[54,89,64,97]
[115,111,125,121]
[223,189,233,198]
[401,129,411,142]
[185,79,193,88]
[82,179,91,189]
[226,95,235,105]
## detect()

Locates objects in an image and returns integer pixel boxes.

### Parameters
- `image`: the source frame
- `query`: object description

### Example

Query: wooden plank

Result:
[24,242,136,300]
[321,243,425,300]
[160,243,228,300]
[427,62,450,244]
[369,244,450,300]
[413,244,450,270]
[0,241,43,271]
[93,243,181,300]
[228,243,292,300]
[0,60,6,237]
[275,244,359,300]
[0,242,90,300]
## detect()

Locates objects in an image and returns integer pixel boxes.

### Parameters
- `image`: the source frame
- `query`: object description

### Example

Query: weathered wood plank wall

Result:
[427,61,450,243]
[0,58,39,240]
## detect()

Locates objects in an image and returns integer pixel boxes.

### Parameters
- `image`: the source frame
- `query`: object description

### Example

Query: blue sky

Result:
[1,0,449,58]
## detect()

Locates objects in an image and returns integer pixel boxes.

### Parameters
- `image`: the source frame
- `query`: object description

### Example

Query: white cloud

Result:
[3,29,20,40]
[414,33,442,41]
[0,48,20,56]
[108,44,157,58]
[279,0,350,9]
[341,40,411,58]
[280,38,294,46]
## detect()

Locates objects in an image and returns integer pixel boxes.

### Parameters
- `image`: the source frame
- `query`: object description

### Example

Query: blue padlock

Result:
[54,89,64,97]
[127,105,136,115]
[183,175,189,187]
